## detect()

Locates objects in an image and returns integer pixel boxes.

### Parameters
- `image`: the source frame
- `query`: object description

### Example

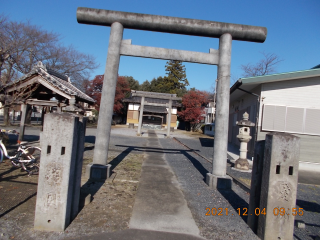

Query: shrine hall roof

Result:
[7,61,94,103]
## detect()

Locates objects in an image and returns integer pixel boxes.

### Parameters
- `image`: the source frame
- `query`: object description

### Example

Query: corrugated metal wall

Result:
[258,76,320,164]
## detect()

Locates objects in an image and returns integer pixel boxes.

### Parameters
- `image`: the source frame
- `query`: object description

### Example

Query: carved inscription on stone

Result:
[45,163,62,186]
[46,193,56,208]
[276,181,292,202]
[45,192,61,210]
[281,149,288,162]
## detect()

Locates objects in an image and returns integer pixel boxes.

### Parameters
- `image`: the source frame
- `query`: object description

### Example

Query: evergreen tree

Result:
[140,80,151,91]
[164,60,189,96]
[125,76,140,90]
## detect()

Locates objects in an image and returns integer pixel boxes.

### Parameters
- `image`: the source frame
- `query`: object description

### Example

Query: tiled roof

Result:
[9,61,94,103]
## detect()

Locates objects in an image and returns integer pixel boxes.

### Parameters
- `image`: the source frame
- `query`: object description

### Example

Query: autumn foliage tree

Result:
[84,75,130,114]
[83,75,103,108]
[178,90,209,131]
[114,76,130,114]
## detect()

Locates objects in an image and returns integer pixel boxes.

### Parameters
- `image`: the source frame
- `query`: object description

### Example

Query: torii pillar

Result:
[77,7,267,185]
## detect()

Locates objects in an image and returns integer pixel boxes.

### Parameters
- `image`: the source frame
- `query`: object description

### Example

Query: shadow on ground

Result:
[85,135,96,144]
[0,166,38,218]
[199,137,214,148]
[296,199,320,214]
[218,189,249,222]
[79,145,134,212]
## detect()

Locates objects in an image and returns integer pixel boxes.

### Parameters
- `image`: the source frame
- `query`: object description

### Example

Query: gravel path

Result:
[171,136,320,240]
[159,137,258,240]
[1,126,318,239]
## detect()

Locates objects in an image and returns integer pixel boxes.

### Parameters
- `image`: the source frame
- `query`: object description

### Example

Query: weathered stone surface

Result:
[206,173,232,190]
[71,116,87,220]
[234,112,255,171]
[257,133,300,240]
[85,164,111,182]
[34,113,86,231]
[234,158,249,170]
[247,140,265,233]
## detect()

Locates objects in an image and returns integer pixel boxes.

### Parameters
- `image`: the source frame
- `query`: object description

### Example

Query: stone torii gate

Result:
[77,7,267,188]
[130,90,182,137]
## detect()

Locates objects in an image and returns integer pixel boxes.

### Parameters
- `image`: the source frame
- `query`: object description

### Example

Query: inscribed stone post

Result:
[71,116,87,220]
[247,140,265,233]
[34,113,86,231]
[257,133,300,240]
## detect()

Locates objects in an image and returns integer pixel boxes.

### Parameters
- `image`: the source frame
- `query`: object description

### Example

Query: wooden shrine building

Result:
[5,61,95,140]
[123,91,181,131]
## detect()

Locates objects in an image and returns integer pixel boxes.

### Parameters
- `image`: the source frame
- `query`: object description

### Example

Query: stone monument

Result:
[234,112,255,171]
[34,113,86,231]
[257,133,300,240]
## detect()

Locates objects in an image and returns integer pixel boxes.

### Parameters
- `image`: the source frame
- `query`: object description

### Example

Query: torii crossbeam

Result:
[77,7,267,188]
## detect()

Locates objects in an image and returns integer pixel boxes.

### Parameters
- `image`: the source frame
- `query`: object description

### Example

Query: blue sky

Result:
[2,0,320,91]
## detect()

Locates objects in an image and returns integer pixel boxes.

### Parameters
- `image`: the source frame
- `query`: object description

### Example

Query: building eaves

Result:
[230,68,320,100]
[7,61,95,104]
[240,67,320,85]
[311,64,320,69]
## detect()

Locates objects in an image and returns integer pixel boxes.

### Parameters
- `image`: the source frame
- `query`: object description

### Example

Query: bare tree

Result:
[0,14,99,88]
[0,14,99,124]
[240,52,283,77]
[44,44,98,91]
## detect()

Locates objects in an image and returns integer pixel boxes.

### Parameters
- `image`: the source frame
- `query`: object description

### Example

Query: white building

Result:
[229,67,320,178]
[203,101,216,136]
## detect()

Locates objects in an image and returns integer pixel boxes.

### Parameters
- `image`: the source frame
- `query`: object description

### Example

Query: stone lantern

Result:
[234,112,255,171]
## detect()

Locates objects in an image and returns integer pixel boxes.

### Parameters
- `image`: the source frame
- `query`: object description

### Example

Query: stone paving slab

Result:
[68,229,206,240]
[129,130,200,236]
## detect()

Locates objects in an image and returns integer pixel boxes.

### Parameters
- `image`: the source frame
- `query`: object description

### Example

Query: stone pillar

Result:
[71,116,87,220]
[166,99,172,137]
[247,140,265,233]
[137,96,145,136]
[257,133,300,240]
[87,22,123,181]
[19,104,27,141]
[34,113,86,231]
[206,33,232,189]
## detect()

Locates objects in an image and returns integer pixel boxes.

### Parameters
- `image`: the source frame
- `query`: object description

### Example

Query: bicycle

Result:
[0,139,42,176]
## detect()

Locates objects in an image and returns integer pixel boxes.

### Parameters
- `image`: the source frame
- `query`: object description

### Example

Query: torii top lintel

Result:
[77,7,267,43]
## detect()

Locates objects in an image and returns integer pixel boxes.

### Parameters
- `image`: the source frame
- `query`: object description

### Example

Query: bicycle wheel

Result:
[24,147,41,175]
[28,163,40,175]
[29,147,41,164]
